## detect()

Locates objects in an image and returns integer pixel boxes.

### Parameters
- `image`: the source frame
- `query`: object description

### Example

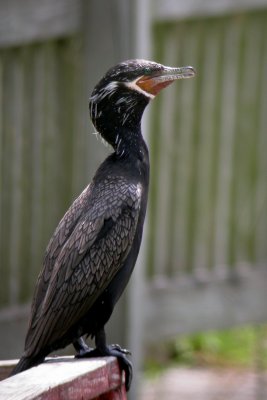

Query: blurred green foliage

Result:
[144,325,267,376]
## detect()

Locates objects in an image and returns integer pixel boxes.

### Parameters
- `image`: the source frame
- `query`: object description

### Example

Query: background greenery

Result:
[145,324,267,376]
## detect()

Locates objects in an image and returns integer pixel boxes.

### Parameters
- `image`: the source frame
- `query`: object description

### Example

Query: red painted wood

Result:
[97,385,127,400]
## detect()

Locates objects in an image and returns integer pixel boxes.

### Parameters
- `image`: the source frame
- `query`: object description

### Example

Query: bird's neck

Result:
[112,124,145,158]
[90,90,149,154]
[94,128,149,192]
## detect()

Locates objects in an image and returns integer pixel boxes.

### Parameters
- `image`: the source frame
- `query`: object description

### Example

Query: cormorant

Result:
[12,59,195,390]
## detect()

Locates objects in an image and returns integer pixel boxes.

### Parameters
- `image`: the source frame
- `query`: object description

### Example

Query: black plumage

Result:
[12,59,195,390]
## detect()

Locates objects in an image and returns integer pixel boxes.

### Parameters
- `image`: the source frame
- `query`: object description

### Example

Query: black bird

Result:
[12,59,195,390]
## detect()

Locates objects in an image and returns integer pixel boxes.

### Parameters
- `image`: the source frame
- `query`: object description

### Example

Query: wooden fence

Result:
[144,7,267,338]
[0,0,267,398]
[0,0,129,358]
[130,6,267,395]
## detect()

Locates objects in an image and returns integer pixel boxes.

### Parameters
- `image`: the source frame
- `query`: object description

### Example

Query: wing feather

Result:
[28,185,91,326]
[25,178,142,354]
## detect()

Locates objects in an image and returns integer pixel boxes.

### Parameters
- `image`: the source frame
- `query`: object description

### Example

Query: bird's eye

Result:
[143,67,150,75]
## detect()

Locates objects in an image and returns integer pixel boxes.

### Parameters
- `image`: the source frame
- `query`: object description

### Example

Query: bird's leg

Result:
[96,327,133,391]
[75,327,132,391]
[95,328,131,356]
[73,337,92,357]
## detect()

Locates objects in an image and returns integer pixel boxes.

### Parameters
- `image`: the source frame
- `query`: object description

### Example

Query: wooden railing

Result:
[0,357,127,399]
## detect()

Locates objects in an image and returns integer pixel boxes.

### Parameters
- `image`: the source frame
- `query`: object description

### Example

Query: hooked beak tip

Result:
[167,65,196,79]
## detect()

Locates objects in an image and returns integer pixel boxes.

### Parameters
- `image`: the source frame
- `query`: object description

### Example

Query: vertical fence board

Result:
[182,21,205,274]
[171,23,199,275]
[192,21,221,274]
[18,47,35,301]
[152,28,180,277]
[231,16,263,267]
[28,45,46,290]
[167,24,184,277]
[0,51,11,306]
[255,18,267,262]
[213,18,242,269]
[147,23,166,277]
[0,55,4,303]
[8,51,24,305]
[41,42,61,244]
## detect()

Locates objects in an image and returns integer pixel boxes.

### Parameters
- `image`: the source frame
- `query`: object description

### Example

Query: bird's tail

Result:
[10,354,43,376]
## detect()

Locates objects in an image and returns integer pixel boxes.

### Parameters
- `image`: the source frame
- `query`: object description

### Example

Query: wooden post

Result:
[0,357,127,400]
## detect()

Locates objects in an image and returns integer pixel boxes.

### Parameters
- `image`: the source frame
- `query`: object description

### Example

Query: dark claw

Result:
[73,344,132,391]
[110,343,132,355]
[106,345,132,391]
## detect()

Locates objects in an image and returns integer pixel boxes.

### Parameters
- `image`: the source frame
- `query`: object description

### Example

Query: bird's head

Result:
[89,59,196,151]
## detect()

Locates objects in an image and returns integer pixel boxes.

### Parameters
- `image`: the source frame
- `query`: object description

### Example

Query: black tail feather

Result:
[10,355,43,376]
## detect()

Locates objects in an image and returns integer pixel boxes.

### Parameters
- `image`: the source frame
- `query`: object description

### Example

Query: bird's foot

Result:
[106,345,132,392]
[75,344,94,358]
[73,337,93,358]
[75,344,132,391]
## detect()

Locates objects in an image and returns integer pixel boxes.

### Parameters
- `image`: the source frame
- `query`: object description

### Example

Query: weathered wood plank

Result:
[191,21,221,274]
[7,50,24,305]
[0,0,81,48]
[144,266,267,343]
[255,19,267,262]
[0,357,126,400]
[152,29,178,276]
[0,360,16,382]
[171,23,200,274]
[28,46,46,290]
[230,16,263,265]
[180,22,204,274]
[154,0,267,21]
[18,47,36,302]
[0,54,4,303]
[213,17,242,268]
